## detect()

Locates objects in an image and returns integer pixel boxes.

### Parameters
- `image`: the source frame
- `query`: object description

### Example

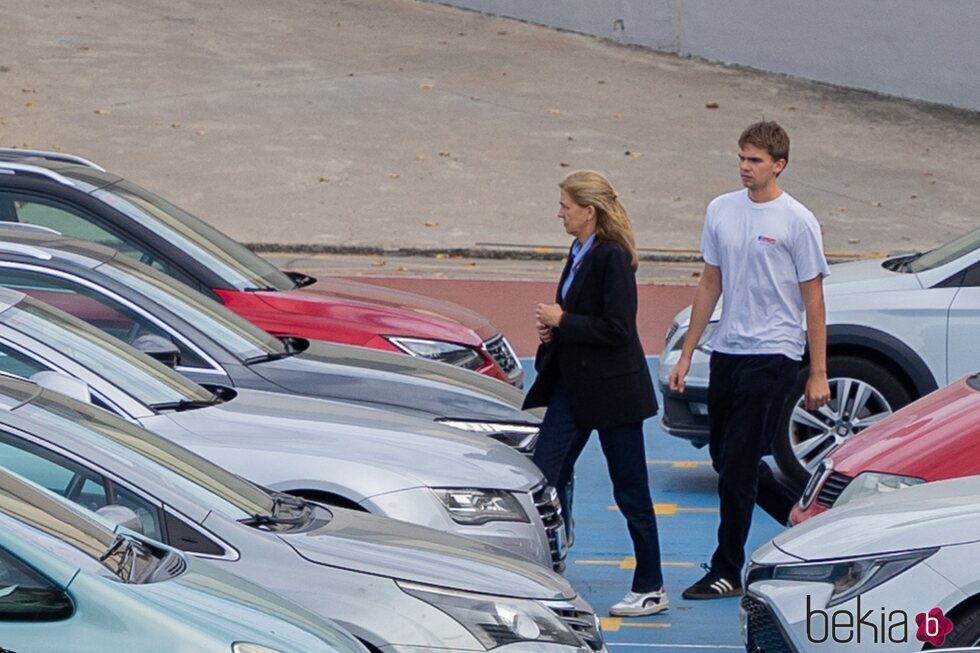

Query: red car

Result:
[0,149,523,385]
[790,372,980,524]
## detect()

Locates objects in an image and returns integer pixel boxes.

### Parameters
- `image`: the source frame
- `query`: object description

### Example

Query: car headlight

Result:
[433,488,529,525]
[834,472,926,507]
[436,420,540,452]
[398,582,582,649]
[748,549,938,607]
[233,644,287,653]
[385,337,485,371]
[666,322,717,354]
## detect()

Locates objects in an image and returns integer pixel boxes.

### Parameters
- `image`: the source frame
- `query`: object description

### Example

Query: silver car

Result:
[0,230,541,453]
[0,467,369,653]
[0,377,604,653]
[0,287,564,568]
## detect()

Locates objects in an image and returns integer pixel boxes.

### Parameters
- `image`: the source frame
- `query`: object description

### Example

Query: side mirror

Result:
[29,371,91,404]
[94,505,145,534]
[132,334,181,368]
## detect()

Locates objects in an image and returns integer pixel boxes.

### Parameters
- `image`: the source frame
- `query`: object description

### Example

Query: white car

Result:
[658,226,980,487]
[742,474,980,651]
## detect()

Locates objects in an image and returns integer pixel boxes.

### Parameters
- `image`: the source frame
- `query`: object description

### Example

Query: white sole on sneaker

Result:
[609,598,669,617]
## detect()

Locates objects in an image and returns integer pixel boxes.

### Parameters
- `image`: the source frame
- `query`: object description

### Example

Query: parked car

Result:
[791,372,980,525]
[0,377,604,653]
[743,475,980,651]
[0,230,541,452]
[658,225,980,487]
[0,467,368,653]
[0,149,522,385]
[0,287,565,568]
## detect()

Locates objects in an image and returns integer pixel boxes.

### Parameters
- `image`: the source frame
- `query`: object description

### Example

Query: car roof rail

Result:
[0,223,62,236]
[0,148,105,171]
[0,241,53,261]
[0,162,77,187]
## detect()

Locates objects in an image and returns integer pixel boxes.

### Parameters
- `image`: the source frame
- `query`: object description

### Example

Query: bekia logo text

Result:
[806,595,953,646]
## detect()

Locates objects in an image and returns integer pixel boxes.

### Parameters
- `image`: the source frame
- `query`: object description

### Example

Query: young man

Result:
[668,121,831,600]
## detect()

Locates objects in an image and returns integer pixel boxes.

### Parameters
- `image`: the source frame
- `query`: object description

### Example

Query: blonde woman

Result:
[523,170,666,616]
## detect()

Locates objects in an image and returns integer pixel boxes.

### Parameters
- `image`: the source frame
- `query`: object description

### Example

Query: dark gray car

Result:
[0,229,541,452]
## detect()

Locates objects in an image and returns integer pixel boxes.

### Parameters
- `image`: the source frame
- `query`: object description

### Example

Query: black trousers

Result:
[533,384,664,592]
[707,352,800,579]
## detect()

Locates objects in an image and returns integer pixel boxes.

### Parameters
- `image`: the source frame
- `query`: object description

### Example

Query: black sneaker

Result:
[681,565,742,600]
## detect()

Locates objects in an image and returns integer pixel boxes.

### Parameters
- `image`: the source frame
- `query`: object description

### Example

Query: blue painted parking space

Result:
[522,357,782,651]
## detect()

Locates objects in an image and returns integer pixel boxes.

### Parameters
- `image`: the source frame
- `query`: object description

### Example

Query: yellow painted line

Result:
[607,503,718,515]
[600,617,623,631]
[616,557,696,570]
[647,459,712,468]
[574,559,623,566]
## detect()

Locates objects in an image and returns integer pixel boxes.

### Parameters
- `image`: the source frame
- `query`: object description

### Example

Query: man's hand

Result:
[804,370,831,411]
[668,357,691,393]
[536,302,564,328]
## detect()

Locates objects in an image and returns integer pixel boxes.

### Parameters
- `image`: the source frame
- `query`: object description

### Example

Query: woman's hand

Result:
[536,302,564,328]
[536,320,554,343]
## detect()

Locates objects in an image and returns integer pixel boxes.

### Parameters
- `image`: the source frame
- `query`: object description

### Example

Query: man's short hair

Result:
[738,121,790,165]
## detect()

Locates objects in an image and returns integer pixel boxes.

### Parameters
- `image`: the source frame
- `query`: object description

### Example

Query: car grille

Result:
[532,484,566,570]
[484,334,521,379]
[546,603,604,651]
[742,594,798,653]
[816,471,852,508]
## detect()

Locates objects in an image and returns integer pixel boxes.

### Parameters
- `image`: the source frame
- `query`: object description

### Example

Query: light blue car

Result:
[0,467,367,653]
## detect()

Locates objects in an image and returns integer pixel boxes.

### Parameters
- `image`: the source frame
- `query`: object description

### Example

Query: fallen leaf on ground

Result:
[550,108,562,115]
[195,129,206,136]
[371,259,386,267]
[612,112,624,120]
[871,201,882,207]
[435,253,448,259]
[318,176,331,183]
[388,173,400,180]
[424,220,440,227]
[171,122,181,128]
[415,154,426,161]
[848,238,861,244]
[94,108,110,115]
[419,83,434,90]
[559,162,570,168]
[624,150,642,157]
[786,106,797,111]
[439,151,451,157]
[910,194,918,199]
[705,102,720,109]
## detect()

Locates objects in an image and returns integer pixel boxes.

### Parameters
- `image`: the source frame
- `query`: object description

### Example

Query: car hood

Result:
[303,277,497,341]
[226,288,482,347]
[829,374,980,481]
[773,475,980,560]
[251,340,534,422]
[144,389,541,493]
[279,507,572,600]
[822,257,923,296]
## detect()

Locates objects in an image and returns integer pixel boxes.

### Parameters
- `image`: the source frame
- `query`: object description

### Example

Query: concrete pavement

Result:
[3,0,980,262]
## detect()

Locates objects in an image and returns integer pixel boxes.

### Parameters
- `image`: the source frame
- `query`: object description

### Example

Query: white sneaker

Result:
[609,588,669,617]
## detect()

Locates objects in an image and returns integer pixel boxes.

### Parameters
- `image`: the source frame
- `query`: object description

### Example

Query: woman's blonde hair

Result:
[559,169,639,270]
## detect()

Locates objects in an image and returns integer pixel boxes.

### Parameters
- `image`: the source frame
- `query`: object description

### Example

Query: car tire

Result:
[772,355,912,490]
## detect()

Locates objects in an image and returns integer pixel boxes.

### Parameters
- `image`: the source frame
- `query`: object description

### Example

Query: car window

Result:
[961,262,980,287]
[0,346,50,379]
[94,180,294,291]
[0,546,74,621]
[0,268,209,369]
[0,433,163,541]
[0,192,169,272]
[908,225,980,273]
[0,291,212,407]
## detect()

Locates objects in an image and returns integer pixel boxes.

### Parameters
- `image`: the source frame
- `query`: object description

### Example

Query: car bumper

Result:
[658,382,710,445]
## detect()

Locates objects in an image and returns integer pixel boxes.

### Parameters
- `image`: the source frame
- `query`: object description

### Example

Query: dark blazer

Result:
[523,239,657,430]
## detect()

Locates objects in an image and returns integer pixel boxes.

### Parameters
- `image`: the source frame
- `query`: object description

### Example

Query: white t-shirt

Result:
[701,189,830,360]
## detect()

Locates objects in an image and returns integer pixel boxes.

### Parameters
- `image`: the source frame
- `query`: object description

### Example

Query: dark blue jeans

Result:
[533,385,664,592]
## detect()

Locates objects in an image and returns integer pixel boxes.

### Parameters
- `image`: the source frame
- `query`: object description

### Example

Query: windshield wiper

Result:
[244,337,304,365]
[240,494,310,528]
[99,534,146,583]
[149,394,221,412]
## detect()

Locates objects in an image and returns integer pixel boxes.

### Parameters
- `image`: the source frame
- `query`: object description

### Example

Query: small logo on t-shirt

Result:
[757,235,778,246]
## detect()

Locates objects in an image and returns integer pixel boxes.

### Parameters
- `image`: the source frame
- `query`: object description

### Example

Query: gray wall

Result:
[429,0,980,112]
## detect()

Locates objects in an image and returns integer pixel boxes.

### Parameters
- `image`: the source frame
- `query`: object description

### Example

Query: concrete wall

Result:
[428,0,980,112]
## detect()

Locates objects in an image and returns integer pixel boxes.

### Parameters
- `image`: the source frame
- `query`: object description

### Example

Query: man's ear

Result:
[774,158,787,175]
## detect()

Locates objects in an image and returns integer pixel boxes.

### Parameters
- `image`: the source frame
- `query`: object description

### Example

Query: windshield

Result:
[0,297,211,406]
[11,393,276,521]
[93,180,295,292]
[907,226,980,273]
[0,298,210,407]
[97,254,287,361]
